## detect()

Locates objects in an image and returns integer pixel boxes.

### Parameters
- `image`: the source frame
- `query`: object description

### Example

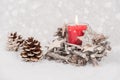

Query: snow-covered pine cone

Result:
[21,37,42,62]
[7,32,24,51]
[54,27,67,38]
[68,54,87,66]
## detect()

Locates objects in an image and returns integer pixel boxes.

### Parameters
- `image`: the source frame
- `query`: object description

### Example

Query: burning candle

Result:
[67,16,87,45]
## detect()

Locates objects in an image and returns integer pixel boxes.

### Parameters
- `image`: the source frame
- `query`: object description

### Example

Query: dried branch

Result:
[45,25,112,66]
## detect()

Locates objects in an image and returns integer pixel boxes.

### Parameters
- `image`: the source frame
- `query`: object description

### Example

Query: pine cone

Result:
[7,32,24,51]
[21,37,42,62]
[68,54,87,66]
[92,34,106,45]
[54,27,67,38]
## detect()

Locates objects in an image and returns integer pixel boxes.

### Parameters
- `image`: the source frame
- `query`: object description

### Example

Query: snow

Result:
[0,0,120,80]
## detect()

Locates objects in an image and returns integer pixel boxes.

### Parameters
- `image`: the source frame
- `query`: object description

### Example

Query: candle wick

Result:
[75,15,79,25]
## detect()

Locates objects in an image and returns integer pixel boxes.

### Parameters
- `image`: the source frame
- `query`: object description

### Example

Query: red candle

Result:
[67,24,87,45]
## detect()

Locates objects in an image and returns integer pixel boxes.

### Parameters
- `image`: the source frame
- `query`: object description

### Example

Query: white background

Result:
[0,0,120,80]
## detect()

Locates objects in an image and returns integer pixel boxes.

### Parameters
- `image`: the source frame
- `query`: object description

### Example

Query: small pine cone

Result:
[92,34,106,45]
[7,32,24,51]
[21,37,42,62]
[77,57,87,66]
[68,54,78,64]
[54,27,67,38]
[68,54,87,66]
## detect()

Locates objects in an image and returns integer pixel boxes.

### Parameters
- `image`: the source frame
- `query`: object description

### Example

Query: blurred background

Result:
[0,0,120,47]
[0,0,120,80]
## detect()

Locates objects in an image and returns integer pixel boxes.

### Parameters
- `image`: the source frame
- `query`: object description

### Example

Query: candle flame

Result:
[75,15,79,25]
